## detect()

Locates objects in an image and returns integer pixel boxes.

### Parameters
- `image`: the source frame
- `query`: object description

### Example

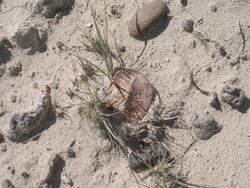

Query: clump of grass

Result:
[70,10,123,148]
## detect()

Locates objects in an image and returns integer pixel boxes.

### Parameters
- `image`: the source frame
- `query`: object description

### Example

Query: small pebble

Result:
[21,171,30,179]
[85,23,93,28]
[0,101,6,117]
[221,84,246,108]
[10,95,17,103]
[180,0,188,6]
[182,19,194,32]
[210,92,221,110]
[67,148,76,158]
[8,63,22,77]
[188,39,196,49]
[118,45,126,53]
[219,46,227,57]
[210,4,217,12]
[0,129,5,144]
[240,53,250,61]
[190,112,220,140]
[1,179,15,188]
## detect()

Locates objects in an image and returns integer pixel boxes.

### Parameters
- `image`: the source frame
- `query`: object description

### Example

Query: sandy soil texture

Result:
[0,0,250,188]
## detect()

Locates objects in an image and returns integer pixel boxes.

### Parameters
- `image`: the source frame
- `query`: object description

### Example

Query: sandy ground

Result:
[0,0,250,187]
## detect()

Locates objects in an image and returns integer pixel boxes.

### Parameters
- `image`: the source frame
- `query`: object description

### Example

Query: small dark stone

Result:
[8,63,22,77]
[67,148,76,158]
[21,171,30,179]
[210,4,217,12]
[220,84,246,108]
[118,45,126,53]
[2,179,15,188]
[10,95,17,103]
[210,92,221,110]
[182,19,194,32]
[0,130,5,144]
[240,53,250,61]
[180,0,188,6]
[0,101,6,117]
[190,112,220,140]
[219,46,227,57]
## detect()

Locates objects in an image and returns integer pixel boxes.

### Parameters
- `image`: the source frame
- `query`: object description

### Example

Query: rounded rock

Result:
[220,84,246,108]
[210,4,217,12]
[182,19,194,32]
[2,179,15,188]
[190,112,219,140]
[128,0,167,39]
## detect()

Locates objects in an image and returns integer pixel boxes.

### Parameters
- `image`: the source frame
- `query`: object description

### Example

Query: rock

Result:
[13,26,47,55]
[8,63,22,77]
[7,166,15,175]
[39,154,65,186]
[0,129,5,144]
[182,19,194,32]
[210,4,217,12]
[85,23,93,28]
[110,5,122,18]
[180,0,188,6]
[210,92,221,110]
[0,38,12,64]
[118,45,126,53]
[67,148,76,158]
[10,95,17,103]
[128,0,167,39]
[187,39,196,49]
[240,53,250,61]
[220,84,246,108]
[8,93,52,141]
[0,100,6,117]
[1,179,15,188]
[219,46,227,57]
[0,65,6,77]
[61,172,73,187]
[21,171,30,179]
[36,0,75,18]
[190,112,220,140]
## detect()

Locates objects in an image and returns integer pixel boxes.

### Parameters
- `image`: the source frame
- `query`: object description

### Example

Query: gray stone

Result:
[0,101,6,117]
[0,38,12,64]
[0,129,5,144]
[182,19,194,32]
[13,27,47,55]
[190,112,219,140]
[8,93,52,141]
[210,4,217,12]
[210,92,221,110]
[1,179,15,188]
[36,0,75,18]
[8,63,22,77]
[10,95,17,103]
[220,84,246,108]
